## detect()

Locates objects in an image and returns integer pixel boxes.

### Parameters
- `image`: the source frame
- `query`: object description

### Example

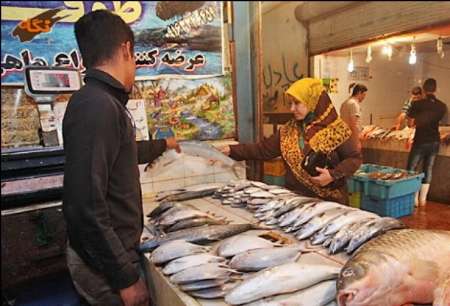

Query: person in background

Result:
[63,10,179,306]
[340,84,368,146]
[221,78,362,205]
[406,78,447,207]
[392,86,423,131]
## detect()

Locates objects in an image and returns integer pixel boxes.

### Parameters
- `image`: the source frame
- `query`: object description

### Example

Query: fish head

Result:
[336,259,382,306]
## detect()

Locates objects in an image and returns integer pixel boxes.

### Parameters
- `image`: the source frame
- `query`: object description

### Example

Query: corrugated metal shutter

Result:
[307,1,450,55]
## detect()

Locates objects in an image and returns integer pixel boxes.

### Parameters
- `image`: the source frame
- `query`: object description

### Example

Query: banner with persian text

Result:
[1,1,224,84]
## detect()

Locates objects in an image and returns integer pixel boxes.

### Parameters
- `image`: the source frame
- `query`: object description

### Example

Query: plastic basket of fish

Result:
[350,164,424,200]
[361,192,415,218]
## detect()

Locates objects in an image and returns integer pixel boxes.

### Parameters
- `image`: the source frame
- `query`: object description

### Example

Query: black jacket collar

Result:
[84,69,129,106]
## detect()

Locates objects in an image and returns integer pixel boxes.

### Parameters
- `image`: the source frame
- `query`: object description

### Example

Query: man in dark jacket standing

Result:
[63,10,179,306]
[407,78,447,207]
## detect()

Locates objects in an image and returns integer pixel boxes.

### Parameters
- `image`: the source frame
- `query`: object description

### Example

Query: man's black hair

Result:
[351,84,368,96]
[74,10,134,69]
[423,78,437,93]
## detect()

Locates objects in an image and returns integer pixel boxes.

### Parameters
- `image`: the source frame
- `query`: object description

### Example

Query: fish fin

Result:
[409,258,440,282]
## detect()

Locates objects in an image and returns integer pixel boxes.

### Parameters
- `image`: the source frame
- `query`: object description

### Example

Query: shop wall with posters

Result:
[1,1,236,150]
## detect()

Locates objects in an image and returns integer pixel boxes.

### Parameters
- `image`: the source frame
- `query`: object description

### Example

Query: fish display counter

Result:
[141,194,346,306]
[139,181,450,306]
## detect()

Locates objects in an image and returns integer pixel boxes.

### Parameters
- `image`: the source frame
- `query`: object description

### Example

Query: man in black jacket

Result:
[407,78,447,207]
[63,10,179,306]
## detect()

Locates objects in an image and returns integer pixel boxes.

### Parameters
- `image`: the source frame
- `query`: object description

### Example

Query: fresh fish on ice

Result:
[140,224,256,252]
[158,208,212,227]
[229,245,303,272]
[151,240,209,265]
[189,282,237,299]
[244,279,337,306]
[328,221,368,255]
[170,263,237,285]
[320,209,378,236]
[293,202,344,227]
[163,253,226,275]
[166,216,227,232]
[217,233,276,257]
[345,217,406,253]
[296,208,348,240]
[179,279,228,291]
[225,262,340,304]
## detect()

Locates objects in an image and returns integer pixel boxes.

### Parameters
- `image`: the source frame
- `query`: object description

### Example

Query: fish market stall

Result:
[141,195,346,306]
[139,180,450,306]
[360,125,450,204]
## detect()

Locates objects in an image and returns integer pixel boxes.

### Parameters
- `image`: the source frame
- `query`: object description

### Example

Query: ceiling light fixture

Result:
[409,44,417,65]
[382,43,393,60]
[347,49,354,72]
[437,37,445,58]
[366,45,372,63]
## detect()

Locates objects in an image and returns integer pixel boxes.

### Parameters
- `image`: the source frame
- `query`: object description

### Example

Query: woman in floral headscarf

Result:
[222,78,362,204]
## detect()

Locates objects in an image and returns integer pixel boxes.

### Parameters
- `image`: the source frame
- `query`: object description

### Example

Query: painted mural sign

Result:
[131,74,235,141]
[1,1,224,84]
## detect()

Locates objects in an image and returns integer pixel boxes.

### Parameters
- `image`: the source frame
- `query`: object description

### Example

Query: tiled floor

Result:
[400,201,450,230]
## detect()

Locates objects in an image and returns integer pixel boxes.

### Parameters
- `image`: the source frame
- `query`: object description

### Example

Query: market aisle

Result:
[400,202,450,230]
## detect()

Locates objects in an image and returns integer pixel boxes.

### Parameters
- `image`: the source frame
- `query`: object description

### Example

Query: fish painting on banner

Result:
[1,1,224,85]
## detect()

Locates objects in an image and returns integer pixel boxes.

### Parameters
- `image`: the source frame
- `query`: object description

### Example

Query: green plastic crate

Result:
[263,175,285,187]
[350,164,424,200]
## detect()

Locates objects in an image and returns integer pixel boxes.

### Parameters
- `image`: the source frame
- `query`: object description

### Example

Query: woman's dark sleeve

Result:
[136,139,167,164]
[329,134,362,180]
[229,132,281,161]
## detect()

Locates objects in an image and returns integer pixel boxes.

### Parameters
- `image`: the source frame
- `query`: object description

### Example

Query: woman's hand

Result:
[219,146,231,156]
[165,137,181,153]
[310,167,334,187]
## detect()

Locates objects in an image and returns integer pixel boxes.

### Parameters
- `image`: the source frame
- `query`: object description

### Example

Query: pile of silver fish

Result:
[149,239,239,299]
[146,201,228,234]
[214,180,406,255]
[337,229,450,306]
[225,262,341,305]
[216,232,306,272]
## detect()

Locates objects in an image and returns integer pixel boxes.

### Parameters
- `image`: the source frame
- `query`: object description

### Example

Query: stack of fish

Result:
[225,261,341,305]
[360,125,415,141]
[214,180,406,255]
[216,232,305,272]
[213,180,295,209]
[150,239,239,299]
[146,202,228,234]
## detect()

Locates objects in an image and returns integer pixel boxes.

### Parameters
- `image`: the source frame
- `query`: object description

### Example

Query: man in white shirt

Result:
[340,84,368,143]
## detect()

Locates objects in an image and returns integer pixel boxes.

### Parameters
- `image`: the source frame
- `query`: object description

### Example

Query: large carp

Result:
[337,229,450,306]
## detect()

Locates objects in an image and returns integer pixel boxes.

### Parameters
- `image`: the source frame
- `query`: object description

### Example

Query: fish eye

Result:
[342,267,355,278]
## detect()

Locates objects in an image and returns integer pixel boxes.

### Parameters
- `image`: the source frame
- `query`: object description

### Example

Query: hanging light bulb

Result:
[347,49,354,72]
[386,45,393,60]
[366,45,372,63]
[382,42,393,60]
[409,44,417,65]
[437,37,445,58]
